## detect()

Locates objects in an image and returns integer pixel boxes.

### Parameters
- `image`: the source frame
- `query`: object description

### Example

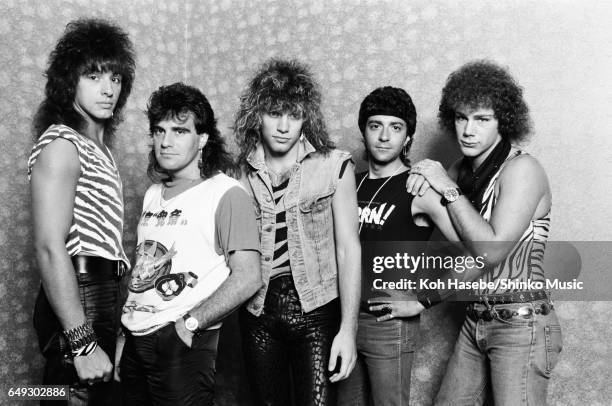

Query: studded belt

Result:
[466,301,554,322]
[469,290,549,305]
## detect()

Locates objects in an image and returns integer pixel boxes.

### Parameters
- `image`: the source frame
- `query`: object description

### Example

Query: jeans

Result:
[119,323,219,406]
[435,300,563,406]
[240,275,340,406]
[337,310,419,406]
[33,277,119,406]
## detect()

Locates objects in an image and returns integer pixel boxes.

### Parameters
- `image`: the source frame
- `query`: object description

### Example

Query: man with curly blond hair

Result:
[234,59,361,406]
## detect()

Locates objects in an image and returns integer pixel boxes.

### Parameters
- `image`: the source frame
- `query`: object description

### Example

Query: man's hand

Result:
[327,329,357,383]
[174,319,194,348]
[406,173,431,196]
[409,159,456,195]
[367,289,425,321]
[73,345,113,385]
[113,334,125,382]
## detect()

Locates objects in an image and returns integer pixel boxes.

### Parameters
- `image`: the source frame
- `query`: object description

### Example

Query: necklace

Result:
[356,165,403,234]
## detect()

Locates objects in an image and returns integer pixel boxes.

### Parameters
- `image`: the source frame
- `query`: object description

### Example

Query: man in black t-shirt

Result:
[338,87,459,406]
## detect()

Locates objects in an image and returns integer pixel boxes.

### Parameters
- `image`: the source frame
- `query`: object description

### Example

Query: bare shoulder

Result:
[412,187,441,216]
[32,137,80,175]
[499,152,549,186]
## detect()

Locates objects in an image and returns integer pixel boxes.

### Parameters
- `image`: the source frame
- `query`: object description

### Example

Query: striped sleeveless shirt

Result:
[28,124,129,266]
[477,150,550,294]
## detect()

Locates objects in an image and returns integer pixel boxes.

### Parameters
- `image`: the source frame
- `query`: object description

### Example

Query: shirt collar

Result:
[246,137,317,170]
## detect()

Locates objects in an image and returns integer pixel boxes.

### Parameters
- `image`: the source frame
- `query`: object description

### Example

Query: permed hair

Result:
[146,82,234,182]
[358,86,417,166]
[32,18,135,145]
[438,60,531,143]
[234,58,335,169]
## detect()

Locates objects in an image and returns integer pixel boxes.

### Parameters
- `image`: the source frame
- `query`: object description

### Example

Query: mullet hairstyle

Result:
[438,60,532,143]
[146,82,235,183]
[234,58,335,170]
[32,18,136,146]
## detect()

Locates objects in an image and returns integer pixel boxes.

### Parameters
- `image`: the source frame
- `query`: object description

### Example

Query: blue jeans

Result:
[338,310,420,406]
[435,300,563,406]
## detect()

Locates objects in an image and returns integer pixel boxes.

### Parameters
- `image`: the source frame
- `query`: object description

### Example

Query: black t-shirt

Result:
[356,170,433,242]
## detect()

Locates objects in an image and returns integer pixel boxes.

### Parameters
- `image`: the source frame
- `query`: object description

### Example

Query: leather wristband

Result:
[416,289,443,309]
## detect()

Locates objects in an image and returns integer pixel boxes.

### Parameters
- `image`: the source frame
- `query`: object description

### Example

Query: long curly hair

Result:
[32,18,136,146]
[146,82,235,183]
[358,86,417,167]
[234,58,334,170]
[438,60,531,143]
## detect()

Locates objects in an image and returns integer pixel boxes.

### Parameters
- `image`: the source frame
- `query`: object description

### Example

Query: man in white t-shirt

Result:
[118,83,261,406]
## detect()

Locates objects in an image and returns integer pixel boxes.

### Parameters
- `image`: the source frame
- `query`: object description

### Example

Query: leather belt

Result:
[470,290,549,305]
[71,255,127,281]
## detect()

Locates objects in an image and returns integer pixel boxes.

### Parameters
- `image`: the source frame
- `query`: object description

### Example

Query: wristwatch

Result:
[183,313,199,333]
[441,187,463,206]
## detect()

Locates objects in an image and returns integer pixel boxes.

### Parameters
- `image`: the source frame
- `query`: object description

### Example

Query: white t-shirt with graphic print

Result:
[121,172,259,336]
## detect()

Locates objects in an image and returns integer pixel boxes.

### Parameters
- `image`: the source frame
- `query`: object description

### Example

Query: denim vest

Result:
[241,139,352,315]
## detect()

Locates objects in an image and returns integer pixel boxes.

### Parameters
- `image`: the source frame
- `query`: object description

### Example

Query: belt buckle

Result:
[115,262,126,279]
[517,306,532,318]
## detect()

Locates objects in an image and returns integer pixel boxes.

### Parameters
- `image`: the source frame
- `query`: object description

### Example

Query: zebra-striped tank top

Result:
[477,150,550,294]
[28,124,129,267]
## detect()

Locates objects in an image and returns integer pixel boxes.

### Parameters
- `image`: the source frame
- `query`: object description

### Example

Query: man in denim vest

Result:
[234,59,361,406]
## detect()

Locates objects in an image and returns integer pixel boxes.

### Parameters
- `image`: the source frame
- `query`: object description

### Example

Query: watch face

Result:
[444,188,459,202]
[185,317,199,331]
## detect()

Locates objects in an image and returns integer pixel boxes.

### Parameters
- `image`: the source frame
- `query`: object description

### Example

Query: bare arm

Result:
[175,249,262,344]
[31,138,112,382]
[409,156,550,266]
[328,162,361,383]
[412,188,461,242]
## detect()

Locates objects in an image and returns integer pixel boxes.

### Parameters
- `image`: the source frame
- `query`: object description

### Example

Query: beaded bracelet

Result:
[63,322,98,353]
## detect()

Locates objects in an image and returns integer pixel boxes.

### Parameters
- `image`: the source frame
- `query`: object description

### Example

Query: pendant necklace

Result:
[356,164,403,234]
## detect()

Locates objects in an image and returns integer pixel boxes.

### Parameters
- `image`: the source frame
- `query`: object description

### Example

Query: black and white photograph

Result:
[1,0,610,405]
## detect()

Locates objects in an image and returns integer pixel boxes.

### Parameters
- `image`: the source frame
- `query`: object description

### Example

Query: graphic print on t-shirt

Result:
[359,202,396,229]
[128,240,199,303]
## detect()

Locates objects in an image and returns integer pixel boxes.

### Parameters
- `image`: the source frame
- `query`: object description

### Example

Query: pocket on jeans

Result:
[544,324,563,374]
[158,323,191,354]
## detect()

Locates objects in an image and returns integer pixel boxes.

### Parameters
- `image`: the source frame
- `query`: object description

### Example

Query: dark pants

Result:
[120,323,219,406]
[33,277,120,406]
[240,275,340,406]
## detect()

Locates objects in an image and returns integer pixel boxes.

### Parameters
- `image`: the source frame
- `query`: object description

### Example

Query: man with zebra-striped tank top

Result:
[29,18,135,404]
[406,61,563,405]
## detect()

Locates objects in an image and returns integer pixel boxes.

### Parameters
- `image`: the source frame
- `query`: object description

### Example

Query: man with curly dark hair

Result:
[28,18,135,404]
[338,86,461,406]
[118,83,261,406]
[234,59,361,406]
[407,61,562,405]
